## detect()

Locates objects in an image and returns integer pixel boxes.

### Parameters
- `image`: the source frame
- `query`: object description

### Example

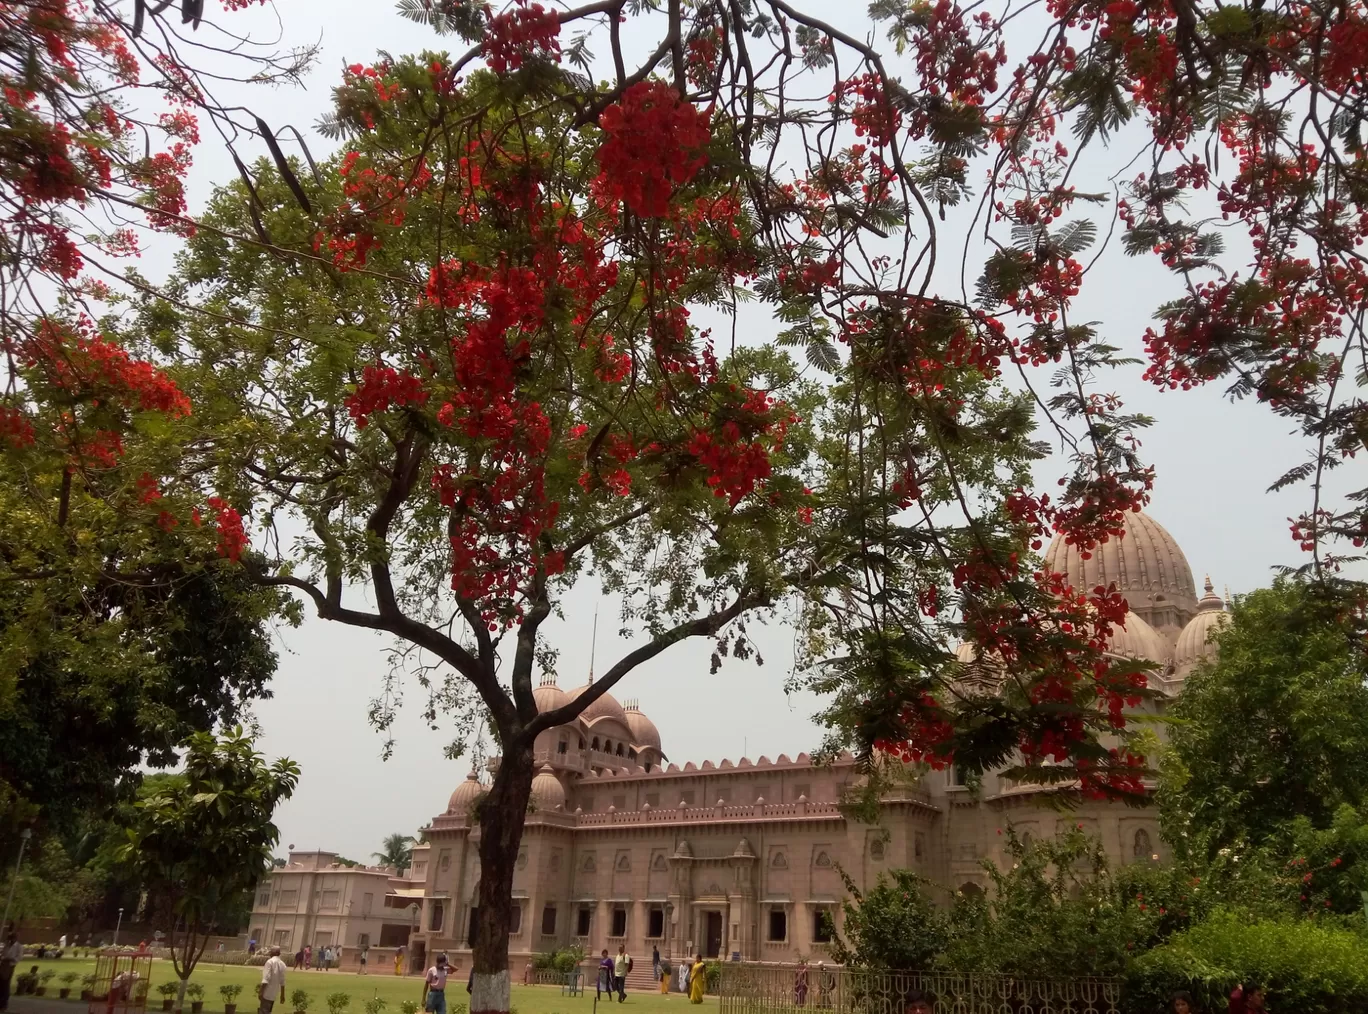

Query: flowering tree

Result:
[59,0,1368,1005]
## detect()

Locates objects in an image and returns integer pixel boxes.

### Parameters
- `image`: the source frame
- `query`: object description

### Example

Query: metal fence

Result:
[718,965,1123,1014]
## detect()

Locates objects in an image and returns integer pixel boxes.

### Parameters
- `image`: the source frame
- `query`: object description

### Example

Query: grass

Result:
[22,957,705,1014]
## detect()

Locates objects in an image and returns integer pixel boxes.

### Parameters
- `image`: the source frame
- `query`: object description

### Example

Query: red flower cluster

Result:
[483,1,562,75]
[344,363,430,428]
[594,81,712,217]
[207,496,248,562]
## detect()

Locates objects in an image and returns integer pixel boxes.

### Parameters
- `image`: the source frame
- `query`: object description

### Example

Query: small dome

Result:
[534,677,570,715]
[623,701,662,752]
[1043,511,1198,625]
[1174,577,1228,675]
[530,764,566,811]
[447,771,486,814]
[573,682,628,725]
[1107,610,1171,663]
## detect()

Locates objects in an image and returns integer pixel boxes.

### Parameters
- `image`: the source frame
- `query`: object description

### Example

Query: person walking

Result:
[257,946,287,1014]
[359,944,369,975]
[659,958,670,995]
[652,946,660,983]
[675,958,687,994]
[596,950,614,1000]
[688,955,706,1005]
[614,945,633,1003]
[395,947,404,976]
[793,960,809,1007]
[302,945,312,971]
[0,931,23,1012]
[422,953,450,1014]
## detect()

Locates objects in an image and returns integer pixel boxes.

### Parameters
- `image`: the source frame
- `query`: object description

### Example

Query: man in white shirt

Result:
[257,946,287,1014]
[1,933,24,1011]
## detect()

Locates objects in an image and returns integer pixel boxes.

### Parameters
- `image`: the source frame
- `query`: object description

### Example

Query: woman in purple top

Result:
[597,950,614,1000]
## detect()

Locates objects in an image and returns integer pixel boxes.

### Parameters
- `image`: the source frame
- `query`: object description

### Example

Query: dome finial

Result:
[1204,574,1214,594]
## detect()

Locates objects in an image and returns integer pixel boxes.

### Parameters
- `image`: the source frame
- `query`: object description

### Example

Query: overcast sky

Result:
[148,0,1362,862]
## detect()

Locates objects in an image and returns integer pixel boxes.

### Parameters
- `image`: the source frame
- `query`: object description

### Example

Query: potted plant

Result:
[36,970,56,996]
[186,982,206,1014]
[325,992,351,1014]
[399,1003,419,1014]
[363,1000,386,1014]
[60,971,79,998]
[290,989,311,1014]
[157,982,179,1010]
[221,983,244,1014]
[81,973,97,1002]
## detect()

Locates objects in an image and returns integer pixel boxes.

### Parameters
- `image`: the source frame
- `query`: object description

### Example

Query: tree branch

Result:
[525,588,770,736]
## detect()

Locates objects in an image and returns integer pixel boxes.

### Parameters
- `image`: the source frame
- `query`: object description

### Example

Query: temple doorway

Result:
[704,911,723,958]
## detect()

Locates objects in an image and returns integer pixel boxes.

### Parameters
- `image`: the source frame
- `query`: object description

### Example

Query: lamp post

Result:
[113,908,125,947]
[0,828,32,935]
[409,903,420,975]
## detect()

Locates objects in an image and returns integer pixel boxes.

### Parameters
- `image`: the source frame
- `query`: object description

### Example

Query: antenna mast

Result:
[588,604,599,684]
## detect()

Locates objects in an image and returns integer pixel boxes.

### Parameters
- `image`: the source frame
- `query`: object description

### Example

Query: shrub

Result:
[38,971,55,984]
[829,867,946,970]
[326,992,352,1014]
[399,1002,419,1014]
[82,974,97,988]
[186,983,205,1001]
[290,989,312,1012]
[364,999,387,1014]
[60,972,79,986]
[532,947,585,974]
[1126,913,1368,1014]
[158,983,180,998]
[221,984,244,1002]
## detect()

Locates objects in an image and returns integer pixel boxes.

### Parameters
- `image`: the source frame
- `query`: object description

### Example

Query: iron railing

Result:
[718,964,1123,1014]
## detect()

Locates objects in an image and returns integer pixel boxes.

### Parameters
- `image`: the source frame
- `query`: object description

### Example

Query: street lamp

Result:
[408,903,420,975]
[114,907,125,947]
[0,828,33,935]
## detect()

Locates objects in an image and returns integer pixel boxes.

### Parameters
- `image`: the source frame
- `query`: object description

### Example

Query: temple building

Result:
[248,511,1230,976]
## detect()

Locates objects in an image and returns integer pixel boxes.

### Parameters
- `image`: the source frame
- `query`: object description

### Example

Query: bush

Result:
[398,1002,419,1014]
[38,971,55,985]
[290,989,312,1012]
[60,972,79,986]
[326,992,352,1014]
[221,984,244,1002]
[532,946,585,974]
[158,983,180,998]
[364,999,387,1014]
[1127,913,1368,1014]
[186,983,205,1001]
[82,974,97,988]
[829,868,946,969]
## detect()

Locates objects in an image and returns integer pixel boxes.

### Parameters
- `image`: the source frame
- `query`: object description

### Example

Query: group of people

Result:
[289,943,346,971]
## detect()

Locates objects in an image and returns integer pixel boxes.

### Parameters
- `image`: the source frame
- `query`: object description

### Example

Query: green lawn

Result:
[22,958,705,1014]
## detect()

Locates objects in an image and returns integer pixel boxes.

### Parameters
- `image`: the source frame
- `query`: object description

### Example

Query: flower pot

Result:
[36,987,47,996]
[192,1002,204,1013]
[60,988,71,998]
[163,1000,175,1011]
[226,1003,238,1014]
[82,990,94,1001]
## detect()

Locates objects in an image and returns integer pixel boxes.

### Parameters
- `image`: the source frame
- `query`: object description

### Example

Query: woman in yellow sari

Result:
[688,955,707,1004]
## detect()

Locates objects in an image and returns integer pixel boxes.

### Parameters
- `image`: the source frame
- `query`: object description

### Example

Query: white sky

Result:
[143,0,1362,861]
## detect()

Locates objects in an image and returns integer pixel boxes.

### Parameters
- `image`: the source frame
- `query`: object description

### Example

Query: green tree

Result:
[118,728,298,1007]
[1161,578,1368,850]
[373,834,415,872]
[828,867,947,970]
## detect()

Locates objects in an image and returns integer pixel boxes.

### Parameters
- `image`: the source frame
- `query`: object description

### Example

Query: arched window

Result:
[604,739,612,753]
[557,738,568,755]
[1133,828,1153,859]
[616,743,625,756]
[591,737,600,750]
[628,749,637,760]
[579,738,585,749]
[1021,831,1034,849]
[959,882,984,899]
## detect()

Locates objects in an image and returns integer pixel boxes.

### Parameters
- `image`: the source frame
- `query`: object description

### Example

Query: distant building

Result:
[247,850,425,959]
[258,511,1229,973]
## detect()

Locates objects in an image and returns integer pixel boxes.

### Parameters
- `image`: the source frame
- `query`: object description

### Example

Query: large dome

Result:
[623,701,662,752]
[573,683,628,725]
[1107,610,1171,664]
[1174,577,1228,677]
[534,677,570,715]
[447,771,486,814]
[1042,511,1198,631]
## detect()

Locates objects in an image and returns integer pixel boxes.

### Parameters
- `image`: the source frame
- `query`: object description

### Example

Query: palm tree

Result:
[373,833,415,872]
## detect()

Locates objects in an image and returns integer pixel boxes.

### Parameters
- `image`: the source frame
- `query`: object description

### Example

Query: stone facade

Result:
[252,511,1228,975]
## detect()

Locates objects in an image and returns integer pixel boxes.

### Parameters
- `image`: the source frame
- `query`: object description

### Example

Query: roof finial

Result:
[1204,574,1214,595]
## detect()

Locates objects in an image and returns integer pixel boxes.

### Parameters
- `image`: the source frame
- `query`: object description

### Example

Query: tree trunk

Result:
[470,739,535,1014]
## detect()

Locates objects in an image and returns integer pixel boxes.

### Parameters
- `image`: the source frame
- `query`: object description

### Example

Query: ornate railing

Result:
[717,965,1123,1014]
